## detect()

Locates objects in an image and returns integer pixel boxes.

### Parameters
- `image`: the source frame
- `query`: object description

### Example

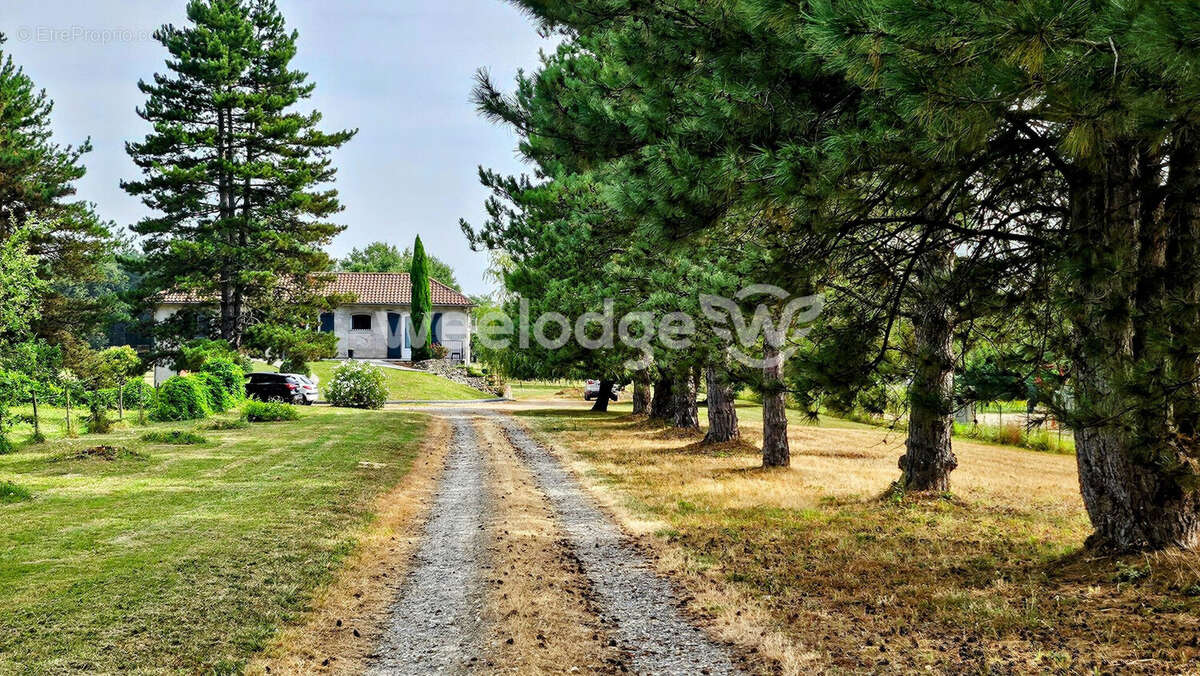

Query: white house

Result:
[156,271,473,363]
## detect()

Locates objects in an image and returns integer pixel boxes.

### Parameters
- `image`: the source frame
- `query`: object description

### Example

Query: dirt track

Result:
[368,408,741,675]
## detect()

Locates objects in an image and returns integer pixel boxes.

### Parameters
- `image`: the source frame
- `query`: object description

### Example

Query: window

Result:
[319,312,334,333]
[351,314,372,330]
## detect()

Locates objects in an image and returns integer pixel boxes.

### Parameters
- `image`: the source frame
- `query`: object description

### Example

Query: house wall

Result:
[152,303,472,367]
[333,305,471,362]
[152,304,186,385]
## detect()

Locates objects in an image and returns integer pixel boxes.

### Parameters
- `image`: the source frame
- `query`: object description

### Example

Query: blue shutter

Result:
[319,312,335,333]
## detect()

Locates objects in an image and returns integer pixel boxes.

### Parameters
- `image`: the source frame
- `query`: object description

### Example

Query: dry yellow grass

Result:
[245,415,453,675]
[516,407,1200,674]
[475,418,622,673]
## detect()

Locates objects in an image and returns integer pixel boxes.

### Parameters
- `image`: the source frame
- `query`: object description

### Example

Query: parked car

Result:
[284,374,319,405]
[583,379,620,402]
[244,372,314,404]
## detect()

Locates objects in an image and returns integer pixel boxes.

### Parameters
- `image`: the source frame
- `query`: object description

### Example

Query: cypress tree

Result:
[124,0,356,348]
[409,236,433,362]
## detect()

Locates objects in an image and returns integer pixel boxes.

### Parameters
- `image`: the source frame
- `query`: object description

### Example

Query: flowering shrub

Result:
[325,360,388,410]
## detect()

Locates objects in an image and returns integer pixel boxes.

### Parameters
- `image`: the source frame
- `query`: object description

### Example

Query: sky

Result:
[1,1,551,297]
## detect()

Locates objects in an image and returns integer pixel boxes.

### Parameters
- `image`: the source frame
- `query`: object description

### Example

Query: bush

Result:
[199,358,245,404]
[430,343,450,360]
[195,372,237,413]
[0,481,31,503]
[121,377,155,409]
[326,360,388,409]
[85,405,115,434]
[244,400,299,423]
[201,418,249,431]
[151,376,212,422]
[141,430,208,445]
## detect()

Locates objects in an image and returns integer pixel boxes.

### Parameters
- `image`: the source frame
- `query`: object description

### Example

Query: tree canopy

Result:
[338,240,462,291]
[124,0,355,349]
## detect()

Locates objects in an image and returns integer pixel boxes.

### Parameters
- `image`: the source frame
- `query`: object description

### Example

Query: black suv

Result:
[245,372,307,404]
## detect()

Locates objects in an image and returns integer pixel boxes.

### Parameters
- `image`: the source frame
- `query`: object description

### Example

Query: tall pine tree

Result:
[124,0,355,348]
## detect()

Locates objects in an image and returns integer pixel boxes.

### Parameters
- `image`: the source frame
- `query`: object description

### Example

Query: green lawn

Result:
[0,406,428,673]
[509,379,586,400]
[255,360,489,401]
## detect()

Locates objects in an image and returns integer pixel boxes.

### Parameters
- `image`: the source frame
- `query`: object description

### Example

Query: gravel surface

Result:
[368,413,490,675]
[491,413,742,676]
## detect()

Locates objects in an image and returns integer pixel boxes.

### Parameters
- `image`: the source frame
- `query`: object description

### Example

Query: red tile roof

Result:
[159,272,472,307]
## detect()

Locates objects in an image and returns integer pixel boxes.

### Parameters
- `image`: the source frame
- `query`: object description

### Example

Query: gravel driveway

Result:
[368,413,490,675]
[370,408,742,675]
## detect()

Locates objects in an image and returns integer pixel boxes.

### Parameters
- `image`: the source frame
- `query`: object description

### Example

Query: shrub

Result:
[121,377,155,409]
[430,343,450,360]
[151,375,212,422]
[195,372,235,413]
[0,481,31,503]
[199,358,245,404]
[326,360,388,409]
[201,418,250,431]
[141,430,208,445]
[85,405,115,434]
[244,400,299,422]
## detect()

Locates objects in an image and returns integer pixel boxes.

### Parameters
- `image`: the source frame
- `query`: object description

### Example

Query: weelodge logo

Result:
[701,285,824,368]
[476,285,824,370]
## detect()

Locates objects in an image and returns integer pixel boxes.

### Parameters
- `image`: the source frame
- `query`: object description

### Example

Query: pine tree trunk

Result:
[898,247,958,492]
[591,380,614,412]
[1075,425,1200,550]
[671,372,699,429]
[1166,135,1200,437]
[761,342,790,467]
[898,297,957,491]
[632,371,651,415]
[1067,146,1200,550]
[704,366,740,444]
[649,375,674,421]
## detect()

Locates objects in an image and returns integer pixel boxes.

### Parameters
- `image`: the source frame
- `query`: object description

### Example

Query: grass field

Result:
[254,360,488,401]
[509,379,587,401]
[0,406,428,673]
[517,407,1200,673]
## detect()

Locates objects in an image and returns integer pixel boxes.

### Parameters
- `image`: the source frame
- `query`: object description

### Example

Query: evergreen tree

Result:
[0,34,114,349]
[409,236,433,361]
[803,0,1200,551]
[124,0,356,348]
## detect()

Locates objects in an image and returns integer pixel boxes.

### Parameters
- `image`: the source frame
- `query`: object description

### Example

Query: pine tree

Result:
[803,0,1200,550]
[409,236,433,362]
[124,0,356,348]
[0,33,114,348]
